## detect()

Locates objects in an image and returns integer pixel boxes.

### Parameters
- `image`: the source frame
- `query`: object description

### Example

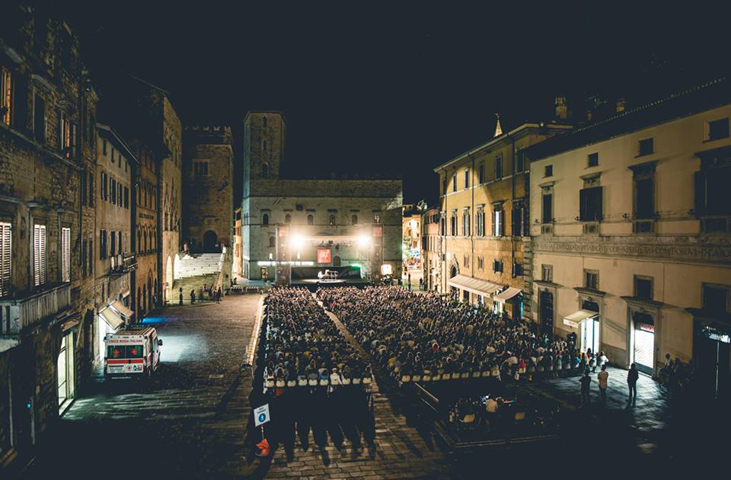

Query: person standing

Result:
[190,289,196,304]
[627,363,639,406]
[597,364,609,406]
[179,287,184,306]
[407,273,412,291]
[579,371,591,407]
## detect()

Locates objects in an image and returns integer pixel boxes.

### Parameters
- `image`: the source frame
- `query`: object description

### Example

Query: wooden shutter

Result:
[0,223,10,296]
[34,225,46,286]
[62,227,70,282]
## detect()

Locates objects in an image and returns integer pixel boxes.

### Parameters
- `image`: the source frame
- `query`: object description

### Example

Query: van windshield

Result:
[107,345,144,359]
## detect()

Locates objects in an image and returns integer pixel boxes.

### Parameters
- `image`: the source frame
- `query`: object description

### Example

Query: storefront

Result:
[447,274,501,308]
[631,312,655,375]
[563,310,599,353]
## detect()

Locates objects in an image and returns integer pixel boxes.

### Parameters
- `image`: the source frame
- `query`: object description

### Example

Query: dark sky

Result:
[56,1,727,206]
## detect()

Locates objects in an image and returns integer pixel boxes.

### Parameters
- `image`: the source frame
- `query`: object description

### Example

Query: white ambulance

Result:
[105,326,163,378]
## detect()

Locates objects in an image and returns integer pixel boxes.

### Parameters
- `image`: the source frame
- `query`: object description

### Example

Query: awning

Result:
[494,287,522,304]
[98,307,124,330]
[447,274,502,297]
[110,300,134,320]
[563,310,597,329]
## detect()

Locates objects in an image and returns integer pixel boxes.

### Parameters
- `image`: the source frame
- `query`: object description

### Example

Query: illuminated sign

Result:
[317,248,332,264]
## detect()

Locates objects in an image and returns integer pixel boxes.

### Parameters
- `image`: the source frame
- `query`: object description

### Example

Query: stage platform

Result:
[291,278,371,291]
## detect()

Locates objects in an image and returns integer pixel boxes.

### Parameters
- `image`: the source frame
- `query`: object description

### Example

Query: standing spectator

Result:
[407,272,412,291]
[179,287,183,306]
[580,371,591,407]
[597,351,609,369]
[597,364,609,406]
[190,289,196,304]
[627,363,639,407]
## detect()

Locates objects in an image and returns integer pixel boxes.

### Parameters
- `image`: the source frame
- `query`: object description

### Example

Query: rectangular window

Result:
[61,227,70,282]
[584,270,599,291]
[544,165,553,177]
[695,165,731,216]
[475,208,485,237]
[0,222,11,297]
[450,212,457,236]
[512,204,525,236]
[478,257,484,271]
[462,209,470,236]
[124,187,129,209]
[89,172,94,207]
[634,276,653,300]
[33,224,47,287]
[708,118,729,141]
[703,284,730,314]
[639,138,654,156]
[588,152,599,167]
[479,164,485,184]
[580,186,603,221]
[194,161,209,176]
[81,240,87,278]
[100,230,107,259]
[493,260,503,273]
[111,178,116,204]
[464,169,469,189]
[101,172,107,200]
[33,94,46,143]
[88,240,93,274]
[542,193,553,224]
[516,151,525,172]
[635,177,654,219]
[463,255,468,268]
[103,139,107,156]
[118,183,122,207]
[493,208,503,236]
[452,174,457,192]
[541,264,553,282]
[0,67,12,126]
[495,155,503,180]
[110,231,116,258]
[442,178,447,196]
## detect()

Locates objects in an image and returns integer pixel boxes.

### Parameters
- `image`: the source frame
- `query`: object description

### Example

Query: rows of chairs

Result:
[398,362,587,386]
[264,374,373,390]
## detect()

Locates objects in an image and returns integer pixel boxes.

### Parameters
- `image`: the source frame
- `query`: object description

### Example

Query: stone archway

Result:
[174,253,181,280]
[165,256,173,304]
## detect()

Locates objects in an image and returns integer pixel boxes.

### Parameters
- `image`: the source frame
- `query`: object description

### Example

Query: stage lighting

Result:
[290,235,305,250]
[357,235,371,248]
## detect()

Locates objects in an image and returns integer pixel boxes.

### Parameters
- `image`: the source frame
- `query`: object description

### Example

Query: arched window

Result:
[352,214,358,225]
[329,214,336,226]
[269,237,276,248]
[262,163,269,178]
[285,214,291,223]
[262,213,269,225]
[307,214,314,225]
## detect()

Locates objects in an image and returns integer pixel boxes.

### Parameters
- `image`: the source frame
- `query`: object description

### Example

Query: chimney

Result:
[555,96,568,120]
[616,97,626,113]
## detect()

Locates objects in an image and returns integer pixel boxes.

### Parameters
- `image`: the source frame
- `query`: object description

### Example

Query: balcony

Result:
[0,283,72,336]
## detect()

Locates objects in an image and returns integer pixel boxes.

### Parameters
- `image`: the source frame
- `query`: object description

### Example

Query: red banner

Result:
[317,248,332,264]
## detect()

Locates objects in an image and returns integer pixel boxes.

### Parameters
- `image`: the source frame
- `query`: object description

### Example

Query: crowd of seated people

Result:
[263,286,372,392]
[317,286,597,383]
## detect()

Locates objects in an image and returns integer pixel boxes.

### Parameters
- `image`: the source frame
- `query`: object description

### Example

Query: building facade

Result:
[0,5,98,465]
[434,119,571,319]
[526,79,731,398]
[92,124,137,368]
[241,112,403,282]
[159,97,182,306]
[402,204,421,273]
[421,208,441,291]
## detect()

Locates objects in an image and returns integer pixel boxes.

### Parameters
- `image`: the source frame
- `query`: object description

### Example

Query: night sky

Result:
[55,1,727,206]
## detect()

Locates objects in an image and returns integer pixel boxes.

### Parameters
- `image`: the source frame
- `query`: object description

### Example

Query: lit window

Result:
[0,67,12,126]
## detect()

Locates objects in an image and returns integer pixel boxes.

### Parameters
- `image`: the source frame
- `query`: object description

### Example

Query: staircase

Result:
[176,253,224,279]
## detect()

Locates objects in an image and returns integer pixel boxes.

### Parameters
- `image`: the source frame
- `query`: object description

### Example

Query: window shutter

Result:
[579,188,588,221]
[0,223,10,296]
[595,187,603,221]
[62,227,70,282]
[40,225,46,285]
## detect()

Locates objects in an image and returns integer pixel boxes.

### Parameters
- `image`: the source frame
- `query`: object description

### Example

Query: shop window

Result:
[634,276,653,300]
[708,118,729,141]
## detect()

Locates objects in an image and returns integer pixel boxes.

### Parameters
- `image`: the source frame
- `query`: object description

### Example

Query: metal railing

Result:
[0,283,71,334]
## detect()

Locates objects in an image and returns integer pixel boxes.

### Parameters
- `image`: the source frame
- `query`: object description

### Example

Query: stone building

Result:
[159,97,182,305]
[402,204,421,272]
[241,111,403,282]
[233,207,243,280]
[0,5,98,466]
[433,116,570,319]
[182,126,234,253]
[525,79,731,397]
[420,208,441,291]
[92,124,137,368]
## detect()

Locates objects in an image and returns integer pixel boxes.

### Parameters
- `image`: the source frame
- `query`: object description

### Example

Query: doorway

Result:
[580,316,600,354]
[57,331,75,412]
[633,312,655,375]
[694,322,731,399]
[539,290,554,335]
[203,230,217,252]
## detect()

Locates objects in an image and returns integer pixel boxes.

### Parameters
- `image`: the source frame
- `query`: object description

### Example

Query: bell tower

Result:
[243,111,286,196]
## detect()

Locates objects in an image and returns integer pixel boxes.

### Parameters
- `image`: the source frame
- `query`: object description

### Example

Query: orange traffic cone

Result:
[255,438,270,457]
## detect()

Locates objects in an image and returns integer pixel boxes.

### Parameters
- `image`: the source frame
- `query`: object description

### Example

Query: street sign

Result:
[254,404,270,427]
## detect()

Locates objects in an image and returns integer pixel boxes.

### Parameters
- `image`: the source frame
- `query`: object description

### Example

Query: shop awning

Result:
[563,310,597,329]
[111,300,134,320]
[447,275,502,297]
[98,307,124,330]
[494,287,522,304]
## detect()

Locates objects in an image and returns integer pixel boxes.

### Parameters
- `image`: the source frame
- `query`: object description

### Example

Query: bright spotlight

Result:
[357,235,371,248]
[290,235,305,250]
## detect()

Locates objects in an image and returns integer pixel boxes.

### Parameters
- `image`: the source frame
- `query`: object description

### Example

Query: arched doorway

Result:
[165,256,173,303]
[203,230,217,252]
[333,255,342,267]
[174,254,181,280]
